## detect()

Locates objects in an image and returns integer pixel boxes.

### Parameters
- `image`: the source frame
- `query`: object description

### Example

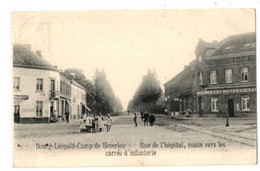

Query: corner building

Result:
[13,44,61,123]
[165,32,256,118]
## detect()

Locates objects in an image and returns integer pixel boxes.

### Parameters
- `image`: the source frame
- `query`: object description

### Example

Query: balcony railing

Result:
[49,90,59,99]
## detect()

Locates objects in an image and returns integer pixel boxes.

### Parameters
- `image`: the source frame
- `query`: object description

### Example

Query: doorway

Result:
[14,105,20,123]
[227,99,234,117]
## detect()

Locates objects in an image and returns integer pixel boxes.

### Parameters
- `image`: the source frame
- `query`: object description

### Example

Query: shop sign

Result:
[207,56,250,65]
[14,95,29,101]
[197,87,256,95]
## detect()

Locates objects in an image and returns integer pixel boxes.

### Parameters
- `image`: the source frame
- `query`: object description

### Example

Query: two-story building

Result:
[59,73,72,122]
[164,32,256,118]
[164,64,194,115]
[70,80,89,120]
[13,44,60,123]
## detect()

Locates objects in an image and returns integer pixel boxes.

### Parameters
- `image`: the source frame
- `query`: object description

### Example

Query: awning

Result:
[81,103,92,112]
[66,100,72,106]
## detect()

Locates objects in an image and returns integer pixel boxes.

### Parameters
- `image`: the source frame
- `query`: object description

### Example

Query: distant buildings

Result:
[13,44,90,123]
[164,32,256,118]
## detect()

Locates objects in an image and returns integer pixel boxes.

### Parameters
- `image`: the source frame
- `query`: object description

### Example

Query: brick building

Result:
[164,32,256,118]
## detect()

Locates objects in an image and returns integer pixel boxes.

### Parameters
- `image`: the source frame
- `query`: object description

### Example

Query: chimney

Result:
[54,65,58,69]
[22,44,31,51]
[36,50,42,57]
[184,65,189,69]
[212,40,218,43]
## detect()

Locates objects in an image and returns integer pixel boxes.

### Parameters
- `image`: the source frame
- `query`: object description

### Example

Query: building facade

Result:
[70,80,88,119]
[13,44,60,123]
[164,64,194,116]
[13,44,90,123]
[164,32,256,118]
[59,73,72,121]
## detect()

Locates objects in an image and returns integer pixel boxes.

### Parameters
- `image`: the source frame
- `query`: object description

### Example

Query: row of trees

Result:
[63,68,123,115]
[127,70,163,113]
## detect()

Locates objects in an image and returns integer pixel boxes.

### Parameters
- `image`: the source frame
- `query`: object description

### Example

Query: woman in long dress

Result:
[104,114,113,132]
[97,114,104,132]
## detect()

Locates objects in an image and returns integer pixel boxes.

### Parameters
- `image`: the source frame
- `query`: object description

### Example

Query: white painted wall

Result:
[71,82,86,118]
[13,67,60,118]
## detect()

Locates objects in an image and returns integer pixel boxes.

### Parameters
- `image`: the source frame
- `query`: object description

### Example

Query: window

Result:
[13,77,20,90]
[199,72,203,85]
[241,67,248,82]
[241,96,250,111]
[36,101,43,117]
[73,96,76,103]
[211,97,218,112]
[36,78,43,91]
[210,70,217,84]
[225,69,232,83]
[198,55,202,63]
[192,75,195,86]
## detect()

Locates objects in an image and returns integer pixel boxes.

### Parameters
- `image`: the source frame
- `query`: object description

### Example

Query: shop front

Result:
[196,87,256,117]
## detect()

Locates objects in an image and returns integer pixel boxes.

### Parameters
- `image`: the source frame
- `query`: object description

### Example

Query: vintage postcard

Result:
[12,9,257,167]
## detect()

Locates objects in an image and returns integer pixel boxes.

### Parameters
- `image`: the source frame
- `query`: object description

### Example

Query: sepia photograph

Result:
[11,9,256,167]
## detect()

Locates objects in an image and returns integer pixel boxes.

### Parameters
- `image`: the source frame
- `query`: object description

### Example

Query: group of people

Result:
[79,113,113,133]
[133,111,156,127]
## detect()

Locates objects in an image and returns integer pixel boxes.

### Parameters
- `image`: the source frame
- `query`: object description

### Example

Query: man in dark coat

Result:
[140,112,144,121]
[143,111,149,126]
[149,113,156,126]
[133,113,138,127]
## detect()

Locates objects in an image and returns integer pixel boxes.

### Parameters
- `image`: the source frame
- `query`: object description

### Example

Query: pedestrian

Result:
[85,113,92,132]
[104,114,113,132]
[140,112,144,121]
[149,113,156,126]
[134,112,138,127]
[97,114,104,132]
[143,111,149,126]
[79,116,86,132]
[93,115,98,133]
[164,109,168,115]
[65,111,69,123]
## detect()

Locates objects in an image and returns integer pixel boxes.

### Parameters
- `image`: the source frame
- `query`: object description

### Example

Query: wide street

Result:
[14,114,256,152]
[13,114,257,166]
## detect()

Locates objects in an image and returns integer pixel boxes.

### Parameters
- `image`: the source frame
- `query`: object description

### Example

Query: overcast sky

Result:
[12,9,255,109]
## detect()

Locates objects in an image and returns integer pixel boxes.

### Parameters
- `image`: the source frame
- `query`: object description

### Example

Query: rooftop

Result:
[211,32,256,56]
[13,44,59,72]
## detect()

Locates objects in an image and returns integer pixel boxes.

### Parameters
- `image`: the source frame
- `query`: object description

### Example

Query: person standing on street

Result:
[134,112,138,127]
[149,113,156,126]
[140,112,144,122]
[97,114,104,132]
[105,114,113,132]
[144,111,149,126]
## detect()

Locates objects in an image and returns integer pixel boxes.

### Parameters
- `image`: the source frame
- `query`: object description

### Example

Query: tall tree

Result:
[127,70,162,112]
[93,69,122,115]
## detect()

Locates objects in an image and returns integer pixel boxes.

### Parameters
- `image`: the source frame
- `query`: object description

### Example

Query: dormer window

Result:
[242,43,253,50]
[225,46,231,50]
[245,43,251,47]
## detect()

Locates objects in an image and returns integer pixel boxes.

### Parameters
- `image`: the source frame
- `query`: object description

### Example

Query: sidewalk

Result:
[169,115,256,120]
[173,124,257,147]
